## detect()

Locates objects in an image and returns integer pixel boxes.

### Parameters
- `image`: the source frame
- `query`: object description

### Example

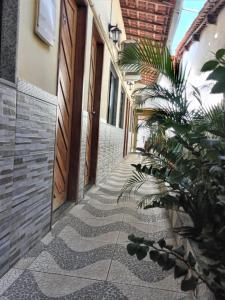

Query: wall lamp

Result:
[127,81,134,91]
[108,24,122,44]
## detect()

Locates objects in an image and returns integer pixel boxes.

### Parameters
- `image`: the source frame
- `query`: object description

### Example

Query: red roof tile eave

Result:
[176,0,225,60]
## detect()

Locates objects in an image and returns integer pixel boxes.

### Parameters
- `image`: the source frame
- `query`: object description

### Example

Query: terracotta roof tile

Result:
[120,0,176,84]
[176,0,225,59]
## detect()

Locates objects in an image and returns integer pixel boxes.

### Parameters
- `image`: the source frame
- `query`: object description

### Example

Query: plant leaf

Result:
[216,48,225,60]
[211,81,225,94]
[157,253,169,266]
[201,60,218,72]
[128,234,144,244]
[136,246,149,260]
[158,238,166,248]
[144,239,155,247]
[163,257,176,271]
[173,245,185,257]
[207,66,225,81]
[174,261,189,278]
[150,250,160,262]
[181,276,198,291]
[127,243,137,256]
[187,252,196,267]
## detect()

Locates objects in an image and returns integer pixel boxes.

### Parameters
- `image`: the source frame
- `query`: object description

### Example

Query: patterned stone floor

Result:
[0,155,192,299]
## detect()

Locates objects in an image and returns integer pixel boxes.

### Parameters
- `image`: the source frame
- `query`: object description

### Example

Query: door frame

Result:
[123,98,130,157]
[67,0,88,202]
[84,22,104,189]
[53,0,88,210]
[89,24,104,185]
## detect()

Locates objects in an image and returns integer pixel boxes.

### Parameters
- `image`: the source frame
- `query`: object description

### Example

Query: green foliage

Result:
[117,169,150,202]
[119,39,186,97]
[201,48,225,94]
[201,60,219,72]
[118,44,225,299]
[127,234,225,298]
[127,235,201,293]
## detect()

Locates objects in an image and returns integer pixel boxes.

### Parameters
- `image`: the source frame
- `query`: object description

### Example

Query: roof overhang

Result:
[176,0,225,59]
[120,0,177,85]
[135,108,155,117]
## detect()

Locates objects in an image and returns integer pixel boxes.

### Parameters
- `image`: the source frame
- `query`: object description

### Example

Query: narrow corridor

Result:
[0,156,191,299]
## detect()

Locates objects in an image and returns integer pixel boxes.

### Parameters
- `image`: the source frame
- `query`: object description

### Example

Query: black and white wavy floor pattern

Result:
[0,155,192,299]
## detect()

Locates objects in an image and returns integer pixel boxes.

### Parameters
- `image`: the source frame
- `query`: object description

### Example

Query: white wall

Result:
[181,6,225,109]
[82,0,132,122]
[17,0,61,95]
[136,121,149,149]
[78,0,133,196]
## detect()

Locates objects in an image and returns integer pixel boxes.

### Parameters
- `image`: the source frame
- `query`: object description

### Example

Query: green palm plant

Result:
[119,39,186,91]
[118,41,225,298]
[200,103,225,138]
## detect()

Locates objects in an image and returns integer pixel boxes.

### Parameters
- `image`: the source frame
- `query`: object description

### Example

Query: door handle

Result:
[91,111,96,115]
[63,16,67,25]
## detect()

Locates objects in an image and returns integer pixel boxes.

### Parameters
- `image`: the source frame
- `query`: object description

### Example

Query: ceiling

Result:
[120,0,176,84]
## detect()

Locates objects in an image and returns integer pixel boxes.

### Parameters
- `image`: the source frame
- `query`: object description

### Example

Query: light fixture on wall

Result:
[127,81,134,91]
[108,24,122,44]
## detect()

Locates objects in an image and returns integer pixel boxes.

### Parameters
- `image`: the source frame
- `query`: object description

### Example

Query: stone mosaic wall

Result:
[0,0,19,82]
[0,80,57,277]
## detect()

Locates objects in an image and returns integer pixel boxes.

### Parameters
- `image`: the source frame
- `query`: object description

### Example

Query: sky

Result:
[171,0,207,54]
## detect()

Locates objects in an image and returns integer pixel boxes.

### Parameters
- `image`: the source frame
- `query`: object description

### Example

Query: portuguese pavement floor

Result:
[0,155,192,299]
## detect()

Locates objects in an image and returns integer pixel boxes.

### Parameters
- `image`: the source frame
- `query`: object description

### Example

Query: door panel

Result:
[84,38,97,187]
[84,26,104,189]
[53,0,77,210]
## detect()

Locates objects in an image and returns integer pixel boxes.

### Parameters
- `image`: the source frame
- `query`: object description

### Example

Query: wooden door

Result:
[84,37,97,188]
[53,0,77,210]
[84,26,103,189]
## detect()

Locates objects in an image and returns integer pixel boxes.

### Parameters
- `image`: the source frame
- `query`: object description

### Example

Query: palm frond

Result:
[132,83,185,107]
[119,39,187,90]
[202,102,225,138]
[138,193,166,209]
[117,170,150,202]
[138,192,179,210]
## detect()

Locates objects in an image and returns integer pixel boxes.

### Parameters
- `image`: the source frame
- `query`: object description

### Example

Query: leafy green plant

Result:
[127,234,225,299]
[201,48,225,94]
[118,42,225,299]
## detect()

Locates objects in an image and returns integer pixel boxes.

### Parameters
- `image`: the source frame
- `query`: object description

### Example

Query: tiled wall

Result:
[0,80,16,276]
[77,112,88,200]
[0,80,57,277]
[0,82,130,277]
[128,132,132,152]
[96,121,125,185]
[77,114,127,198]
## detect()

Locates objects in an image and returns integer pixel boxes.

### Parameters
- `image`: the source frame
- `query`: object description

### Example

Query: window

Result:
[107,67,118,126]
[119,89,125,129]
